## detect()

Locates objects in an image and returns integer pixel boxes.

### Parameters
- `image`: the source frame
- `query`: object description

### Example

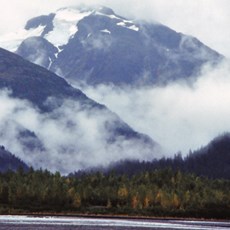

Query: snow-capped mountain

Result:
[0,5,223,86]
[0,47,159,173]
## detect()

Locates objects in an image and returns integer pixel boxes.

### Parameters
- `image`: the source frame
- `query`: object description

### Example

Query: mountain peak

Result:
[0,5,223,86]
[94,5,115,15]
[22,5,120,49]
[72,4,115,15]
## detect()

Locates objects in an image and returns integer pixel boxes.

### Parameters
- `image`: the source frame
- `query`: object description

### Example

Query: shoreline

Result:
[4,212,229,222]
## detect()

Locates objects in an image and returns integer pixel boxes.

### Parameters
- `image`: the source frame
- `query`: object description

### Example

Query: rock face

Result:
[16,36,58,69]
[0,48,159,173]
[7,5,222,86]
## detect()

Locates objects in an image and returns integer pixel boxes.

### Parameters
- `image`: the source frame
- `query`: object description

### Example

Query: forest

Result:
[0,167,229,219]
[77,133,230,180]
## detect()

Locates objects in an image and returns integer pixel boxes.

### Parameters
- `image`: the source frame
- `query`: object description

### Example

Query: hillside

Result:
[0,145,29,172]
[81,133,230,180]
[0,48,159,173]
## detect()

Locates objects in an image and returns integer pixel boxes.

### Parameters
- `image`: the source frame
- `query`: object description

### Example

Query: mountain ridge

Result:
[83,133,230,180]
[0,47,159,173]
[0,5,223,86]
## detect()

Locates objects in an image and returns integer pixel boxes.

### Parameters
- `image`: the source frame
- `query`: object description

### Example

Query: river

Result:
[0,215,229,229]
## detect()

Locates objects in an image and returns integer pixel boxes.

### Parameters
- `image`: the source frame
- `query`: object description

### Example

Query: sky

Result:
[0,0,230,57]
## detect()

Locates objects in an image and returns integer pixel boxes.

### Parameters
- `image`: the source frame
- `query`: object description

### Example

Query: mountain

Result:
[0,47,92,111]
[183,133,230,179]
[0,48,159,173]
[97,133,230,180]
[0,145,29,172]
[0,5,223,86]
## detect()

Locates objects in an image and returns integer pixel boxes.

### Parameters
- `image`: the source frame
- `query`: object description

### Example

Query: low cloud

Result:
[79,60,230,155]
[82,33,113,51]
[0,89,158,174]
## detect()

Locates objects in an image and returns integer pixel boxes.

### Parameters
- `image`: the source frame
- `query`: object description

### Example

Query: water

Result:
[0,215,229,229]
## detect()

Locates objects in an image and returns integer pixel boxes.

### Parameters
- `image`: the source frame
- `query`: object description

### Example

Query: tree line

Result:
[84,133,230,180]
[0,167,229,219]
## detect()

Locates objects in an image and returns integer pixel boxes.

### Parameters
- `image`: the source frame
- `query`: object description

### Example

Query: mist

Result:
[0,89,159,174]
[77,60,230,155]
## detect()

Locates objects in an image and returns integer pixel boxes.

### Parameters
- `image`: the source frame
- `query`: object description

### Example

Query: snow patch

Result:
[117,22,139,32]
[117,22,126,27]
[0,25,45,52]
[0,8,92,52]
[95,11,139,32]
[100,29,111,34]
[0,6,139,53]
[127,25,139,32]
[94,11,121,21]
[48,57,52,70]
[45,8,91,48]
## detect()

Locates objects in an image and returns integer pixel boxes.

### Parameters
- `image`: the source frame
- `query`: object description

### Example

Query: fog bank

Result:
[80,61,230,155]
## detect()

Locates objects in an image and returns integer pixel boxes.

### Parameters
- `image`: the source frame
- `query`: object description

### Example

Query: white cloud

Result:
[80,60,230,155]
[0,89,159,174]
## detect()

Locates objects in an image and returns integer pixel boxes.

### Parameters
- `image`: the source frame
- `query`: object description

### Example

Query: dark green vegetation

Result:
[0,133,229,219]
[76,133,230,180]
[0,167,229,219]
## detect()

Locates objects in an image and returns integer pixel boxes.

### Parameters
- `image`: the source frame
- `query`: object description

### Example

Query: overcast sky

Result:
[0,0,230,57]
